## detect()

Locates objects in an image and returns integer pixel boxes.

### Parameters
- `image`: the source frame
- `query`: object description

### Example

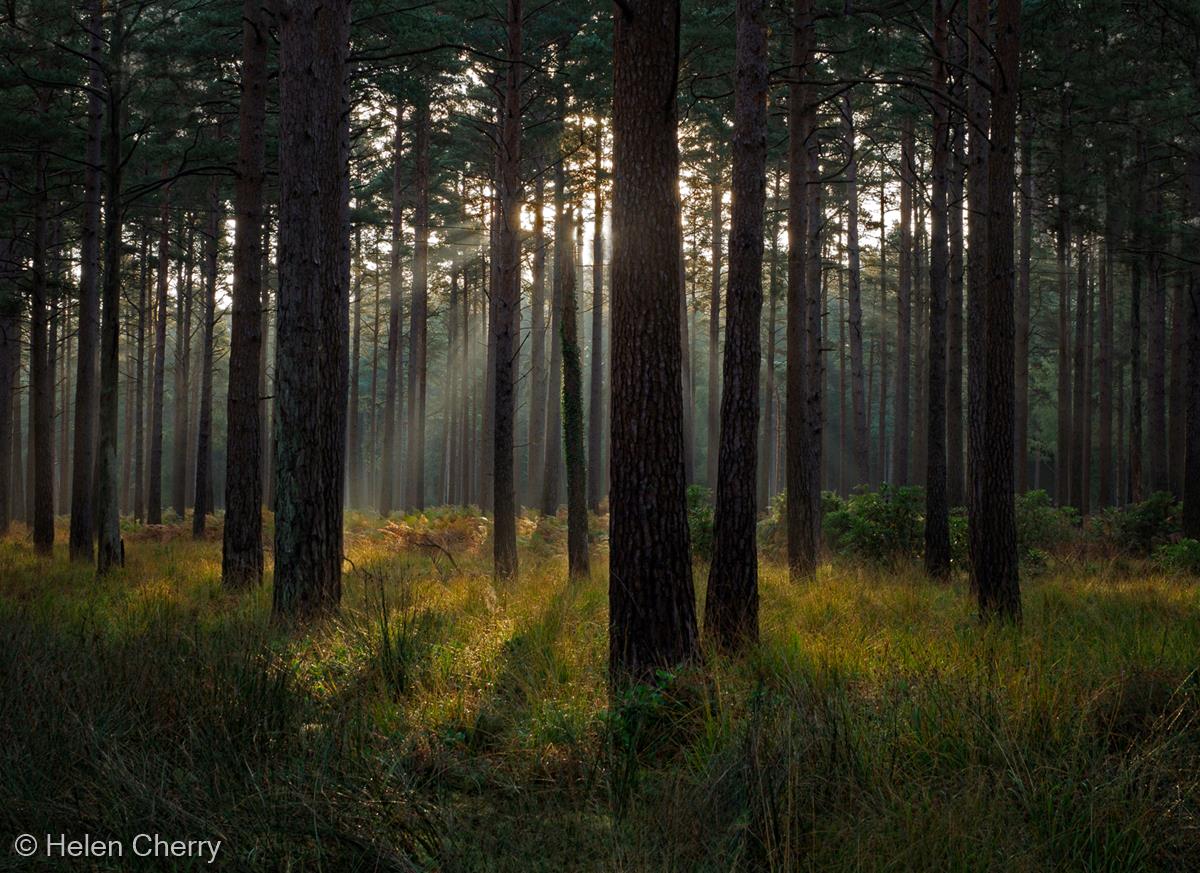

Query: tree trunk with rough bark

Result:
[974,0,1022,622]
[408,94,431,510]
[222,0,268,587]
[69,0,103,560]
[271,0,351,619]
[707,0,767,649]
[609,0,698,680]
[925,0,950,579]
[493,0,522,580]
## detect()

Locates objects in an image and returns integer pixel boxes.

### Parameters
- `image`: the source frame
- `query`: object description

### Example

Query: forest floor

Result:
[2,509,1199,872]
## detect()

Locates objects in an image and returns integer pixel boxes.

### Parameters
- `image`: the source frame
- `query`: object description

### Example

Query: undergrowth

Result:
[1,512,1198,871]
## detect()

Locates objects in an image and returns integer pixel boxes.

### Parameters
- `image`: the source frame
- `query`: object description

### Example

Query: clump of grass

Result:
[2,516,1198,871]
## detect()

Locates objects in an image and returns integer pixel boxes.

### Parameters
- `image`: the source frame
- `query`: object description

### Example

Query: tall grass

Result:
[1,515,1197,870]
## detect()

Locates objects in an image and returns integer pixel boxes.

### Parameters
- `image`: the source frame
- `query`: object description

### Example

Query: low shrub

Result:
[686,485,715,563]
[1153,537,1200,576]
[823,484,924,565]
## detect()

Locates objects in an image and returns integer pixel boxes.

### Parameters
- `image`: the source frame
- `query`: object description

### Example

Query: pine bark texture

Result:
[974,0,1022,622]
[272,0,351,619]
[69,0,103,560]
[223,0,269,587]
[609,0,698,679]
[706,0,767,648]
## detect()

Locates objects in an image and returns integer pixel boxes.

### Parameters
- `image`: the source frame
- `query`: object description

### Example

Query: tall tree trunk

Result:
[924,0,950,579]
[1129,137,1146,504]
[1170,268,1186,496]
[946,17,966,504]
[609,0,698,680]
[1015,117,1033,493]
[193,189,220,538]
[842,93,869,489]
[964,0,989,585]
[348,230,362,506]
[707,180,722,490]
[758,172,780,509]
[272,0,351,619]
[379,107,404,516]
[134,230,147,523]
[1070,236,1088,508]
[528,163,547,506]
[174,219,194,519]
[69,0,103,559]
[540,151,566,515]
[408,94,431,510]
[222,0,268,586]
[0,246,14,535]
[147,189,170,524]
[1083,267,1094,513]
[561,208,589,579]
[587,124,606,511]
[707,0,768,649]
[1098,227,1114,507]
[96,5,126,574]
[786,0,819,581]
[493,0,522,579]
[893,116,914,486]
[30,120,53,553]
[1146,193,1169,494]
[974,0,1022,622]
[1055,95,1072,506]
[1182,148,1200,537]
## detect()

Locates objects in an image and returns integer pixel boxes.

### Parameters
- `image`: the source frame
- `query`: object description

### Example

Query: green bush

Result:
[1108,492,1181,556]
[686,485,715,563]
[822,484,924,565]
[1153,538,1200,575]
[1014,490,1077,561]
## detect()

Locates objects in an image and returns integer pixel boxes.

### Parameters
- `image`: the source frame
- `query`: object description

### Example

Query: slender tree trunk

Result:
[0,252,14,535]
[560,207,589,578]
[1098,228,1114,507]
[1182,149,1200,536]
[379,107,404,516]
[1170,268,1186,497]
[69,0,103,559]
[975,0,1022,622]
[786,0,819,581]
[707,0,768,649]
[1070,236,1088,508]
[758,172,780,510]
[588,124,606,511]
[134,230,147,523]
[58,289,71,514]
[924,0,950,579]
[541,151,565,515]
[528,164,547,506]
[272,0,351,618]
[707,181,723,490]
[222,0,268,586]
[1129,135,1147,503]
[841,93,869,489]
[30,122,53,553]
[493,0,522,579]
[1147,194,1169,495]
[609,0,698,680]
[408,94,431,510]
[1083,267,1094,513]
[348,230,362,506]
[893,117,914,486]
[193,188,221,538]
[147,189,170,524]
[174,220,194,519]
[964,0,989,585]
[1015,117,1033,493]
[96,6,126,573]
[1055,97,1072,506]
[946,19,965,504]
